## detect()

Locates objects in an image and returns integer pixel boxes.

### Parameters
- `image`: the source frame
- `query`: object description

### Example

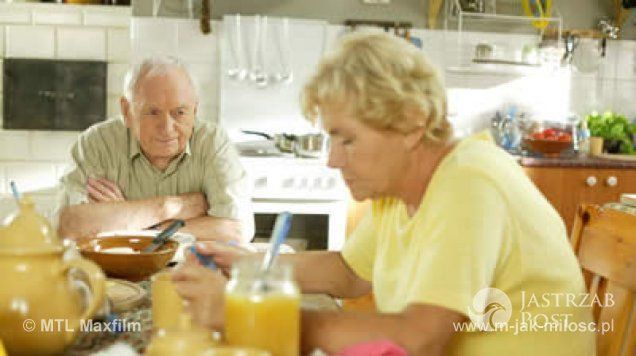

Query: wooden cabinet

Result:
[525,166,636,233]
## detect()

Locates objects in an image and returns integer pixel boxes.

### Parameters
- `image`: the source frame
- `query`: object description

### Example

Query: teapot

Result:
[0,196,105,355]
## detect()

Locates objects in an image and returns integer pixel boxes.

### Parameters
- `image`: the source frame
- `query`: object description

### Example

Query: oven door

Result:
[251,200,347,252]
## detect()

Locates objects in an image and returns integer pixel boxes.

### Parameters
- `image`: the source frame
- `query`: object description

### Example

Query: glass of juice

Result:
[151,270,187,331]
[225,256,300,356]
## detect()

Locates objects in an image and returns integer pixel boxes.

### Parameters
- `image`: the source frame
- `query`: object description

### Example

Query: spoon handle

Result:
[261,212,293,273]
[144,220,185,253]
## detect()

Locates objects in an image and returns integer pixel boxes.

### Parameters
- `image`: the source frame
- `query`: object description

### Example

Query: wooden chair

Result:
[570,204,636,356]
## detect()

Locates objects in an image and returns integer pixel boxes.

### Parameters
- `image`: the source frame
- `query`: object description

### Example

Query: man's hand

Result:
[87,177,125,203]
[172,260,227,330]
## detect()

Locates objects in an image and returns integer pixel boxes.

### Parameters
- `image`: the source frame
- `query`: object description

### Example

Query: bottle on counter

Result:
[225,256,300,356]
[577,120,591,157]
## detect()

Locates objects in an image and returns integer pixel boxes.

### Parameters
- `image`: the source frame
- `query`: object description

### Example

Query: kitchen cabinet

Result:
[524,166,636,233]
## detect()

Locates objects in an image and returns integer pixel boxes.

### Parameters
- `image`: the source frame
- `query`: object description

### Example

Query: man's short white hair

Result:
[123,56,198,102]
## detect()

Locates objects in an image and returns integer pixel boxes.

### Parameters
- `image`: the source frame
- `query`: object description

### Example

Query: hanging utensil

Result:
[273,17,293,84]
[200,0,211,34]
[255,16,269,88]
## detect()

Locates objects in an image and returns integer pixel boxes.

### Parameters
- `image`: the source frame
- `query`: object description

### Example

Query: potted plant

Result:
[585,111,636,154]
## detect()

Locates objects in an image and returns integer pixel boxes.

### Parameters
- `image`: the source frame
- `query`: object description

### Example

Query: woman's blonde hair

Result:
[301,31,452,144]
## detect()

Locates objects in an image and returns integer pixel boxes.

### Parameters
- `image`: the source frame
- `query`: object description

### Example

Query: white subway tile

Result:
[0,27,4,58]
[131,18,178,58]
[615,40,636,80]
[83,8,131,28]
[107,28,131,62]
[5,26,55,58]
[5,162,58,193]
[176,20,217,62]
[0,164,6,196]
[0,131,31,160]
[30,132,79,161]
[33,9,82,26]
[107,62,128,95]
[107,95,122,118]
[612,79,636,118]
[569,77,614,115]
[197,103,218,123]
[57,27,106,60]
[0,8,31,25]
[55,163,72,181]
[598,40,619,79]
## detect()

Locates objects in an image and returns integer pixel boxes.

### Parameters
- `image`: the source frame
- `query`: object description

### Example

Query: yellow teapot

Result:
[0,196,105,355]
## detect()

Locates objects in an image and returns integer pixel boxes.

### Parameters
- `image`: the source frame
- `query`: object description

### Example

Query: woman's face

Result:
[321,103,409,201]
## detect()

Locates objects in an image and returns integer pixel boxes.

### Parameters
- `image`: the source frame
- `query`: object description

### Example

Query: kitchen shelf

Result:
[444,0,564,75]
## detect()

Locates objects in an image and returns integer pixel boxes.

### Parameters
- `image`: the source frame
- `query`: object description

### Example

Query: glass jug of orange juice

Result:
[225,256,300,356]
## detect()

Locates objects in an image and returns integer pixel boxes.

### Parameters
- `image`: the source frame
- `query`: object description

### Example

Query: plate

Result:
[592,153,636,162]
[106,278,147,313]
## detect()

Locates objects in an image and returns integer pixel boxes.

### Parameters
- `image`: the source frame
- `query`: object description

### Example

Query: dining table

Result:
[64,280,340,355]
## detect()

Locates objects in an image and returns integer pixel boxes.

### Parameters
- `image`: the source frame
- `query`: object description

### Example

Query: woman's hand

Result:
[193,241,255,276]
[172,261,227,330]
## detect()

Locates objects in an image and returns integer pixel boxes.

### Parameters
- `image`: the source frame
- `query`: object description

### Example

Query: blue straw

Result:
[9,181,20,203]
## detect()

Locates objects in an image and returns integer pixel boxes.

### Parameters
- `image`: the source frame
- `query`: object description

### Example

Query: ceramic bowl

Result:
[76,236,177,281]
[523,138,572,157]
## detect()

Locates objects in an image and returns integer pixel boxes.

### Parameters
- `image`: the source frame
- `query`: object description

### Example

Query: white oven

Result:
[217,17,348,250]
[240,156,349,251]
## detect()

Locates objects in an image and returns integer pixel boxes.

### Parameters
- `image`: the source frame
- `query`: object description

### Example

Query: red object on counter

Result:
[337,340,408,356]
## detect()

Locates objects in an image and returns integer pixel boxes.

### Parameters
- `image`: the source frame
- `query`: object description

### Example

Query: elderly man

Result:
[56,56,254,243]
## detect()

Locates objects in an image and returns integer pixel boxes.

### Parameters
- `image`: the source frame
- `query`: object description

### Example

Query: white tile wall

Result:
[83,8,131,28]
[0,27,4,58]
[616,40,636,80]
[0,8,31,24]
[0,2,131,201]
[57,27,106,60]
[0,131,31,161]
[176,20,217,62]
[107,28,131,62]
[29,132,79,161]
[107,96,121,118]
[33,9,82,26]
[131,18,179,58]
[5,25,55,58]
[0,165,6,196]
[4,162,58,194]
[107,62,128,95]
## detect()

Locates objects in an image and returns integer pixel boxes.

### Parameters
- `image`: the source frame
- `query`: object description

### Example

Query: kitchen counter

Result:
[517,156,636,169]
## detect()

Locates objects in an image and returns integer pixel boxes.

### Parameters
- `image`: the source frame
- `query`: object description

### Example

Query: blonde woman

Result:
[174,32,595,355]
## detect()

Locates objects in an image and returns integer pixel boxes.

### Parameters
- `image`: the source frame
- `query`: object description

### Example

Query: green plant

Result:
[585,111,636,154]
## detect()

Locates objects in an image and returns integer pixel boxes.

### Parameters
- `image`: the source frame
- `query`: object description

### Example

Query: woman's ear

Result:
[404,126,426,150]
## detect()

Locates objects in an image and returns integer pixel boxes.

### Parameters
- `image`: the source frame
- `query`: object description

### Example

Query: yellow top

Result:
[342,131,595,355]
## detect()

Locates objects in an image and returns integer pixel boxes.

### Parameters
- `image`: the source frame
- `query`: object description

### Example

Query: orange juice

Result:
[151,270,186,331]
[225,293,300,356]
[224,257,300,356]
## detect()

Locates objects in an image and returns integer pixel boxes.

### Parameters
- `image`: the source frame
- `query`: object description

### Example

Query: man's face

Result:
[121,67,198,168]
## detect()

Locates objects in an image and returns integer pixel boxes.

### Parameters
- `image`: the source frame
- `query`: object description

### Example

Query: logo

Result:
[467,288,512,331]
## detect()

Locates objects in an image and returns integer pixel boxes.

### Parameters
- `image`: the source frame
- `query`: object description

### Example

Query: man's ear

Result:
[120,97,132,128]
